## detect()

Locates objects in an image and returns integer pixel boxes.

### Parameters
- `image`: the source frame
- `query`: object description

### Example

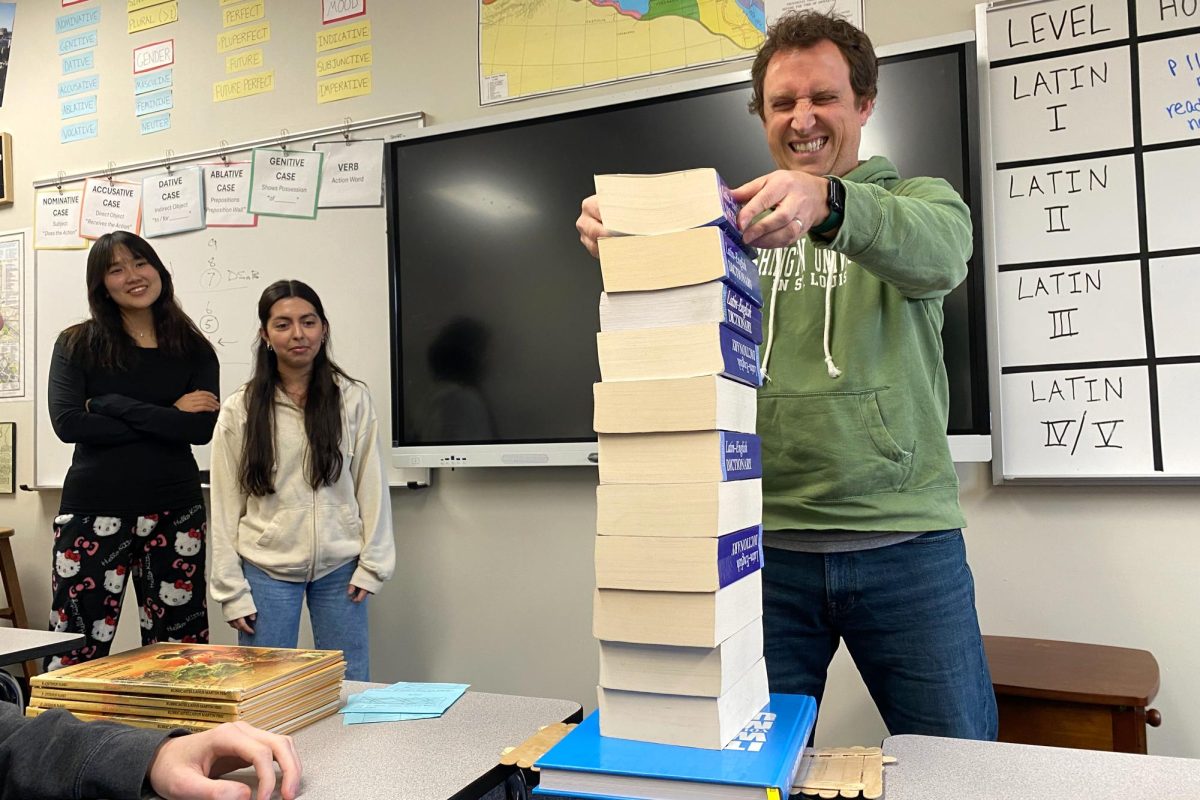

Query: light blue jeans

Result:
[763,530,998,740]
[239,559,370,681]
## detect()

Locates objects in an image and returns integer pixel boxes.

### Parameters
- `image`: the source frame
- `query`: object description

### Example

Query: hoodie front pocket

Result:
[759,389,913,503]
[240,506,312,578]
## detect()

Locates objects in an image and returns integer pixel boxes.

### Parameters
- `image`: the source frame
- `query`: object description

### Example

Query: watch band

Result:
[810,176,845,236]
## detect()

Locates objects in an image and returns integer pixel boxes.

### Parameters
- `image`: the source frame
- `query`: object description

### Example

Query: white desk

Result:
[883,734,1200,799]
[0,628,84,667]
[214,682,580,800]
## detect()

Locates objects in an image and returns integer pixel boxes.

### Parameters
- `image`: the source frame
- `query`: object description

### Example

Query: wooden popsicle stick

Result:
[795,747,894,798]
[801,757,865,790]
[812,746,881,757]
[862,751,884,800]
[498,722,576,769]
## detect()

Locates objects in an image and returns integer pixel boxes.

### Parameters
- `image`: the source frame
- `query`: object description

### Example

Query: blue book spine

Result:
[715,526,764,588]
[714,174,756,258]
[722,284,764,344]
[719,229,764,307]
[719,431,762,481]
[719,327,763,387]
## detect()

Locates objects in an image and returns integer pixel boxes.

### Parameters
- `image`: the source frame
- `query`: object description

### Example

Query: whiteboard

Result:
[34,162,428,488]
[978,0,1200,480]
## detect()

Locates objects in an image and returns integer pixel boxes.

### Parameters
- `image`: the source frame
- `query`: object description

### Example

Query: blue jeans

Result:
[239,559,371,681]
[762,530,997,740]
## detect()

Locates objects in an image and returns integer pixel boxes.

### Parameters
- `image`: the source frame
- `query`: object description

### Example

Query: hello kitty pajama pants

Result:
[45,504,209,670]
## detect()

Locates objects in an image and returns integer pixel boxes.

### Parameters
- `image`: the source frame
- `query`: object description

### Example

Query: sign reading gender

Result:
[983,0,1200,478]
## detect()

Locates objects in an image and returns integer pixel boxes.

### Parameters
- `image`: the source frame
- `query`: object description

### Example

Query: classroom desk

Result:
[882,734,1200,799]
[207,682,581,800]
[0,627,84,668]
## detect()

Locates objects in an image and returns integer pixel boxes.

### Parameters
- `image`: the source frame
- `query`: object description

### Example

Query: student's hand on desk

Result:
[175,390,221,413]
[732,170,830,249]
[148,720,302,800]
[348,584,371,603]
[575,194,609,259]
[229,614,256,635]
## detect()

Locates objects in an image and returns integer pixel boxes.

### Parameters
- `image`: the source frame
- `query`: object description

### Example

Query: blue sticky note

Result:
[55,7,101,35]
[134,68,173,96]
[62,51,94,75]
[135,88,173,117]
[339,682,469,715]
[61,119,99,144]
[58,30,98,55]
[60,94,97,120]
[139,113,171,136]
[59,74,99,98]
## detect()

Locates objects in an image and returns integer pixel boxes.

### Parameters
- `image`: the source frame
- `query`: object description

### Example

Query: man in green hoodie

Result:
[576,10,995,739]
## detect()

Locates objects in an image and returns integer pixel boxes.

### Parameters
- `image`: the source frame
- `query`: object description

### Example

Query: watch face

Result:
[828,178,845,213]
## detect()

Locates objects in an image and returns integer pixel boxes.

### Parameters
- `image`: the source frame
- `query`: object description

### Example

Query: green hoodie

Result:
[755,156,969,532]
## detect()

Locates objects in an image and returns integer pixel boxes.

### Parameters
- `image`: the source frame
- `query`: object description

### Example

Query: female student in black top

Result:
[46,230,219,668]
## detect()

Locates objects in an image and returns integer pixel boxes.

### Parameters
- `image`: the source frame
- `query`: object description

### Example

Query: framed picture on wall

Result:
[0,133,11,206]
[0,3,14,108]
[0,421,13,494]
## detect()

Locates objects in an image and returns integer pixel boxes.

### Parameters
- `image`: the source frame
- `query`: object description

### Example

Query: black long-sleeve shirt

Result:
[48,336,219,515]
[0,702,174,800]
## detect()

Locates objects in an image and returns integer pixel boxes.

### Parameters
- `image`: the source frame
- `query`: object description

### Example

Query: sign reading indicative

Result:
[247,148,324,219]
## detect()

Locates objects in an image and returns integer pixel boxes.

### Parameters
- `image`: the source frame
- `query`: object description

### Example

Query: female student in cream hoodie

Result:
[209,279,395,680]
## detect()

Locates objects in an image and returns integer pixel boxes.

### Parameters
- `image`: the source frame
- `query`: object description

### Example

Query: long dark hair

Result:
[61,230,215,370]
[240,280,356,496]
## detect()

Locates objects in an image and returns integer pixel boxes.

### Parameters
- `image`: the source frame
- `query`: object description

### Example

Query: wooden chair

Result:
[984,635,1162,754]
[0,527,38,680]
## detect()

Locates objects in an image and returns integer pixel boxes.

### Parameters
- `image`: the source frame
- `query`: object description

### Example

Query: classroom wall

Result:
[1,0,1197,759]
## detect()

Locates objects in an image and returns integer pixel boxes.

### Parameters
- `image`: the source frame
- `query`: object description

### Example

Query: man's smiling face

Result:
[762,39,875,178]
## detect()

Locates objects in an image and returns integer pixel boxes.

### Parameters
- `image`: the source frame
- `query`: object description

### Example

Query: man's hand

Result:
[228,614,256,635]
[174,390,221,413]
[731,170,831,249]
[348,584,371,603]
[575,195,610,259]
[148,721,302,800]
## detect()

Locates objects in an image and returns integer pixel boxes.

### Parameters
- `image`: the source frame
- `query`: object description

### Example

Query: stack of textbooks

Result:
[534,694,817,800]
[26,643,345,734]
[591,168,768,751]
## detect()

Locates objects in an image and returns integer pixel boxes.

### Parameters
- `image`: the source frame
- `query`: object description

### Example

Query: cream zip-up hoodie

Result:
[209,378,395,622]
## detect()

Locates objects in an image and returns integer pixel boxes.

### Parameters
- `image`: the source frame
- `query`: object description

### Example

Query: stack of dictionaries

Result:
[528,169,817,800]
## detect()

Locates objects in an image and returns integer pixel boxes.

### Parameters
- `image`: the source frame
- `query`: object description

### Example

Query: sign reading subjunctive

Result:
[246,148,324,219]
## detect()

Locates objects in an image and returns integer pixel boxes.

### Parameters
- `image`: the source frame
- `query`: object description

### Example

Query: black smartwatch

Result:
[810,176,845,236]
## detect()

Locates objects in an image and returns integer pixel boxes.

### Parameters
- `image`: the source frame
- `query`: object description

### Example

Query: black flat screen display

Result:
[388,43,988,447]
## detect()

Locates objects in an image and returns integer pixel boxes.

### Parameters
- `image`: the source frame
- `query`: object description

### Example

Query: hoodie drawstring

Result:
[823,262,842,379]
[759,241,843,383]
[759,243,791,383]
